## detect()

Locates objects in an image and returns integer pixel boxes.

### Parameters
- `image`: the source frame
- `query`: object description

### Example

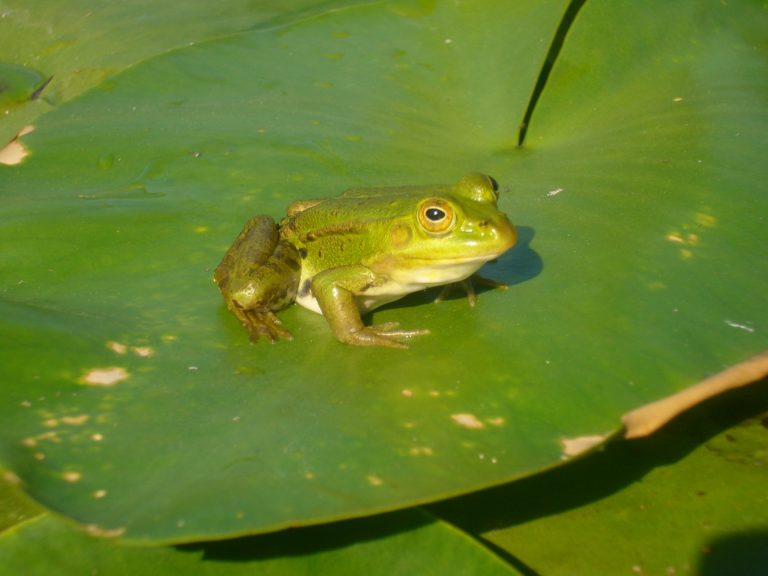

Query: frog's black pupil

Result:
[426,208,445,221]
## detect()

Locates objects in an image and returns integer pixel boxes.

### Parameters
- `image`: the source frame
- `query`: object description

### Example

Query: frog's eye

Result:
[418,199,455,235]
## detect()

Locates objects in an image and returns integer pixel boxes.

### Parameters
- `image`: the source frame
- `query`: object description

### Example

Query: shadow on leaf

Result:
[429,377,768,533]
[179,509,431,562]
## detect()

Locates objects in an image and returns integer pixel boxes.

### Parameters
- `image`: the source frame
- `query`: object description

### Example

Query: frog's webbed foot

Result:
[232,304,293,343]
[343,322,430,349]
[434,275,508,308]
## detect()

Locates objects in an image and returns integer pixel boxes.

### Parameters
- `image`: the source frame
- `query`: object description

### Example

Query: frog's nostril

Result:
[478,220,490,228]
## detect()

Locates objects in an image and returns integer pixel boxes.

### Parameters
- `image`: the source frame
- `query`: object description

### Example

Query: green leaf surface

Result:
[0,63,46,108]
[0,475,43,535]
[1,0,766,544]
[0,510,519,576]
[0,0,373,142]
[433,381,768,575]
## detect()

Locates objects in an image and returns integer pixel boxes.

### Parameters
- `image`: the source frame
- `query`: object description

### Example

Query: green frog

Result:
[214,172,516,348]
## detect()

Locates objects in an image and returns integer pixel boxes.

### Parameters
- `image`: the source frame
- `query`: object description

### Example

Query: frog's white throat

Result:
[295,256,492,315]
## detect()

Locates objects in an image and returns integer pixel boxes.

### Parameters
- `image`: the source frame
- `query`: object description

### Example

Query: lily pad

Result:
[0,0,766,544]
[0,510,519,576]
[432,382,768,575]
[0,0,373,142]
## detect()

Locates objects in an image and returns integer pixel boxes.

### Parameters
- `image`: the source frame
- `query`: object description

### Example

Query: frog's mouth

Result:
[404,250,503,266]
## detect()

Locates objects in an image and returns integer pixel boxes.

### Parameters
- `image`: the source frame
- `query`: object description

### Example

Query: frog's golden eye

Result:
[418,199,455,235]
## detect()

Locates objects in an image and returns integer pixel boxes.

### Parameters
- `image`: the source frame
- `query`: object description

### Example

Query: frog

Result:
[213,172,516,348]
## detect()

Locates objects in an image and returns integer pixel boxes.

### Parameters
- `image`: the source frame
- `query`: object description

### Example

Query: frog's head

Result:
[377,173,517,286]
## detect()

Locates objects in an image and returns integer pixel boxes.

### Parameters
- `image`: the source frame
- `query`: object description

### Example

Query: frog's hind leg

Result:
[214,215,281,290]
[214,215,301,343]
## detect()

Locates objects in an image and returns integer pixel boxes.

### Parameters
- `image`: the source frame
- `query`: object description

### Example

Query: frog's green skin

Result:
[214,172,516,348]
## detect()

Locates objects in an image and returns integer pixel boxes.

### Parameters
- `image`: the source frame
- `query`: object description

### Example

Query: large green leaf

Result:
[0,0,373,142]
[0,510,519,576]
[1,0,766,544]
[433,381,768,575]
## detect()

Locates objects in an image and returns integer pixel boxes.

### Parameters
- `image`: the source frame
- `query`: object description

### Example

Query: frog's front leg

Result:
[214,215,301,342]
[311,265,429,348]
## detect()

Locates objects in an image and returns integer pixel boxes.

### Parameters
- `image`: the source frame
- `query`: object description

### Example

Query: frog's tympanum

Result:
[214,173,516,348]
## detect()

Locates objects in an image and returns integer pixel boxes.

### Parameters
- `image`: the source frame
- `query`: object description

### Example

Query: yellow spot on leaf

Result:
[695,213,717,228]
[3,472,21,485]
[0,125,34,166]
[486,417,506,427]
[451,413,485,430]
[61,415,89,426]
[560,434,608,458]
[82,367,129,386]
[85,525,126,538]
[131,346,154,358]
[193,226,209,234]
[29,430,61,448]
[107,341,128,355]
[62,471,82,483]
[401,389,413,398]
[409,446,434,456]
[91,433,104,441]
[43,419,59,428]
[93,489,107,499]
[367,474,383,487]
[33,452,45,461]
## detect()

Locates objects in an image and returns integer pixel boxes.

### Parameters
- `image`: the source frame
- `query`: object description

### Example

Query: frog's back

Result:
[280,193,415,250]
[336,183,451,200]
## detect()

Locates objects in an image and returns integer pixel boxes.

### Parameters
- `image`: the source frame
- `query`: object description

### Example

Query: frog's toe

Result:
[234,306,293,343]
[434,279,477,307]
[473,274,509,291]
[342,323,429,348]
[434,275,508,308]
